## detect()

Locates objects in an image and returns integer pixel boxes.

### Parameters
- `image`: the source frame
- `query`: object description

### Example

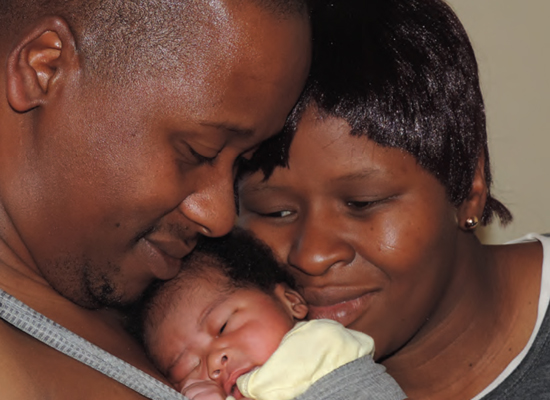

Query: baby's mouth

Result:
[225,367,250,398]
[229,383,243,399]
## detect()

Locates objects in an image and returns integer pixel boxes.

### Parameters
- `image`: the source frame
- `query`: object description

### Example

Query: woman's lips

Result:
[304,288,378,327]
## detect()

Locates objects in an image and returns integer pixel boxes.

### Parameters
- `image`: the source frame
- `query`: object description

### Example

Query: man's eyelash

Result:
[189,147,216,165]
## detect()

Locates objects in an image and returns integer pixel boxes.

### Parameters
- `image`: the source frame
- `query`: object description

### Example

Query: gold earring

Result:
[464,216,479,230]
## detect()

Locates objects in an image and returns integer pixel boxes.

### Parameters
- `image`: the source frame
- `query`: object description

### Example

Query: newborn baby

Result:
[137,229,405,400]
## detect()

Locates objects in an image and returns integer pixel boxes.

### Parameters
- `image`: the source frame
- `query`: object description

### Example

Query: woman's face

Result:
[238,106,462,358]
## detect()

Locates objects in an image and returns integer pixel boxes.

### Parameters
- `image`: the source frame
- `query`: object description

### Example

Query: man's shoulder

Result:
[0,321,45,399]
[0,319,150,400]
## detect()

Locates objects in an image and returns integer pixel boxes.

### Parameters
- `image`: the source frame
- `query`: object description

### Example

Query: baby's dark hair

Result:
[179,227,296,293]
[130,228,295,345]
[241,0,512,226]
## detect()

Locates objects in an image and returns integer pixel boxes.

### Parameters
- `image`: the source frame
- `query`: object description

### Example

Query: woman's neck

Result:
[383,237,542,400]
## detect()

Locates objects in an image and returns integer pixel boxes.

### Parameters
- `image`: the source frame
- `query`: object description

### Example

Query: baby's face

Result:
[146,270,306,398]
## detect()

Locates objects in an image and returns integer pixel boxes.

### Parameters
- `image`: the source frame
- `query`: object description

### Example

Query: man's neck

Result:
[0,229,166,384]
[0,207,45,284]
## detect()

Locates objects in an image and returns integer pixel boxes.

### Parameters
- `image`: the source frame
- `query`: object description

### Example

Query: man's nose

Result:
[179,164,237,238]
[287,213,355,276]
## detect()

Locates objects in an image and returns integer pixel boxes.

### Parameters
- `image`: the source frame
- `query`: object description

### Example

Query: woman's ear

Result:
[7,16,77,112]
[273,284,309,320]
[456,150,488,231]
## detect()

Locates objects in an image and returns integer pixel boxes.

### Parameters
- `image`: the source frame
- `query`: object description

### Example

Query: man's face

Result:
[3,3,310,307]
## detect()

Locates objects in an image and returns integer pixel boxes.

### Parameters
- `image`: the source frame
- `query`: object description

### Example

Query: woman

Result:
[237,0,550,398]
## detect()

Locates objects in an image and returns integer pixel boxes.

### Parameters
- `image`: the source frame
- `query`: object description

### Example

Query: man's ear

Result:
[7,16,78,112]
[456,150,488,231]
[273,284,309,320]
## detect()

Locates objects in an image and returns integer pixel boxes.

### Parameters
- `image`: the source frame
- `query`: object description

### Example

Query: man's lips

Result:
[303,287,379,327]
[136,236,195,280]
[146,236,195,259]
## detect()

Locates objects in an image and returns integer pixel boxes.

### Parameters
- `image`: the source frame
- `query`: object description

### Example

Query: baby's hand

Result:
[181,379,227,400]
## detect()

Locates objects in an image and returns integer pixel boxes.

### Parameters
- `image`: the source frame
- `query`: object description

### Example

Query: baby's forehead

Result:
[162,267,229,306]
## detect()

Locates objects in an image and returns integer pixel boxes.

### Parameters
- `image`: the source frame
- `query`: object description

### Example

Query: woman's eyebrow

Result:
[239,183,284,194]
[240,169,384,194]
[330,169,383,183]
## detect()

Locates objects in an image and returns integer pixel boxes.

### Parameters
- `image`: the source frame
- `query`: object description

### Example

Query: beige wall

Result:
[445,0,550,244]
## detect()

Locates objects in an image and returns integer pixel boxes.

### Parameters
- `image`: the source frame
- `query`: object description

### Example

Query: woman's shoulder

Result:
[490,233,548,271]
[478,234,550,399]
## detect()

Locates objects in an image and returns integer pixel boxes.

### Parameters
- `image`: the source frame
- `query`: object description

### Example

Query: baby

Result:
[137,229,405,400]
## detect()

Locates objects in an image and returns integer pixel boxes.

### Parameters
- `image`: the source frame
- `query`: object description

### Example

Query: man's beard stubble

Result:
[42,256,126,309]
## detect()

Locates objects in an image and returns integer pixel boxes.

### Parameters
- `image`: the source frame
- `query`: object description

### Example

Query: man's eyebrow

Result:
[200,121,254,137]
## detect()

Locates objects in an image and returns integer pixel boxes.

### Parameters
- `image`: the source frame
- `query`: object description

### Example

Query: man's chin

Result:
[54,284,125,310]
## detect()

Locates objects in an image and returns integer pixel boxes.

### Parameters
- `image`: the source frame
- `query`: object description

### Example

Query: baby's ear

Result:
[273,284,308,320]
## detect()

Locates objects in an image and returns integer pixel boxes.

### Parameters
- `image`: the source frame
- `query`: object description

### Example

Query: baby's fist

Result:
[181,379,226,400]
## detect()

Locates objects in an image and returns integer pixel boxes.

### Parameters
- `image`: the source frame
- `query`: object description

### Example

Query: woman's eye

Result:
[260,210,293,218]
[346,200,377,210]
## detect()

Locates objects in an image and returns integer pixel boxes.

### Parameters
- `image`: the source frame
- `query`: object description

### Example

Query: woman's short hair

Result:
[243,0,511,225]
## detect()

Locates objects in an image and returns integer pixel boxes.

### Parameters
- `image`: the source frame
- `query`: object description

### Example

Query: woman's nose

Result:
[287,215,355,276]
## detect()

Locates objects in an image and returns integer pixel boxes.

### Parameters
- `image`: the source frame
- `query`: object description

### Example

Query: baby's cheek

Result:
[243,326,289,364]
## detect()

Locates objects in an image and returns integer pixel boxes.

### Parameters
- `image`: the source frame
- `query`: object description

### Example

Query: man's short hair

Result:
[1,0,307,83]
[242,0,512,226]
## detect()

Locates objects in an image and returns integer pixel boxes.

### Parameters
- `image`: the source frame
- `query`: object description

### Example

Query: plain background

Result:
[444,0,549,244]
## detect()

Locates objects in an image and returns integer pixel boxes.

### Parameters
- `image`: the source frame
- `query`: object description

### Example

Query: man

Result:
[0,0,310,398]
